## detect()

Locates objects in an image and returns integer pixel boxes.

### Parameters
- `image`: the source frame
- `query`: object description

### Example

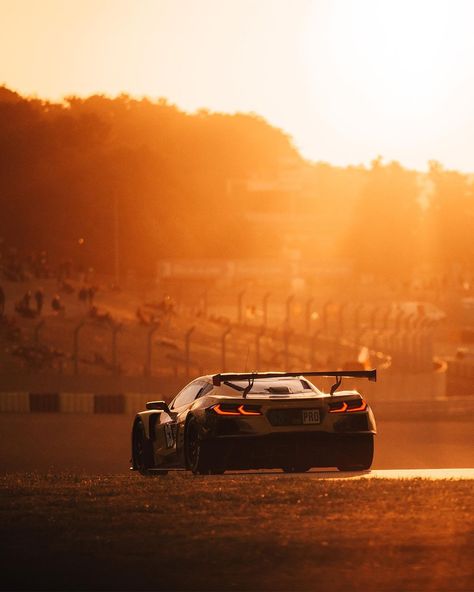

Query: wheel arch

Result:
[181,412,196,468]
[133,410,163,440]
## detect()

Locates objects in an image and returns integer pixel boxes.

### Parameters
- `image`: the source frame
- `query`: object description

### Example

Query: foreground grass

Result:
[0,473,473,591]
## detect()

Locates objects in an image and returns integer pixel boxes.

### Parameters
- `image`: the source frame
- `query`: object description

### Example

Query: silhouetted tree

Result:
[426,161,474,273]
[341,158,421,278]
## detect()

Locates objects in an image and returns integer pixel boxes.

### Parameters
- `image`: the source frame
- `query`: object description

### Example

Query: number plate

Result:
[302,409,320,424]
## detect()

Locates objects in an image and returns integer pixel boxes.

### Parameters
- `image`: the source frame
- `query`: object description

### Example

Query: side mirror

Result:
[146,400,171,413]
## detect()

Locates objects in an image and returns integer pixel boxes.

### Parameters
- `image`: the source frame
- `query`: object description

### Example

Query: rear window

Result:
[224,378,317,395]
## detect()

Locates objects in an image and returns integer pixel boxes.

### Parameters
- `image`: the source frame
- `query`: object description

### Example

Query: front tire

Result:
[132,419,167,476]
[337,434,374,472]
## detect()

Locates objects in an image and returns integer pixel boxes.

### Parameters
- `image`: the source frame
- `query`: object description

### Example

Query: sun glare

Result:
[301,0,474,164]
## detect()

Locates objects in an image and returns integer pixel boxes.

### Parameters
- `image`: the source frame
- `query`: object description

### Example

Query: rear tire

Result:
[337,434,374,472]
[132,419,168,476]
[185,416,215,475]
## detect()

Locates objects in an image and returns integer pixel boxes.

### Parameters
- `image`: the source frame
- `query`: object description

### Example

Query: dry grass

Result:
[1,472,473,591]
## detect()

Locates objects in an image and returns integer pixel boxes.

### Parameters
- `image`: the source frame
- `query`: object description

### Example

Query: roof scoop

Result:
[267,386,291,394]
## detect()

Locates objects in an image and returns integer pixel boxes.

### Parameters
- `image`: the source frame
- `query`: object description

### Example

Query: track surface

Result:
[1,414,473,473]
[1,416,472,590]
[1,472,473,592]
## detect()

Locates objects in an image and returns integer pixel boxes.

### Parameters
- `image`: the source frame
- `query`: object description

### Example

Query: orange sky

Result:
[1,0,474,171]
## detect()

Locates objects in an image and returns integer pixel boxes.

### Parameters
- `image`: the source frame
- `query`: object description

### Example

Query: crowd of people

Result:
[136,295,176,327]
[0,239,101,321]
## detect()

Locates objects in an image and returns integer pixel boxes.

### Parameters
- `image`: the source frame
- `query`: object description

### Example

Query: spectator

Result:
[15,292,35,318]
[0,285,4,316]
[78,287,88,310]
[22,290,32,310]
[87,286,97,307]
[51,294,64,313]
[34,289,44,315]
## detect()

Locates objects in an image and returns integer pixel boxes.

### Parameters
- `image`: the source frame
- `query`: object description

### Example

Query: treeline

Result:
[0,86,472,279]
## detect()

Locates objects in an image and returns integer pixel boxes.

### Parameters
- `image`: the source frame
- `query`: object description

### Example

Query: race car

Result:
[131,370,377,475]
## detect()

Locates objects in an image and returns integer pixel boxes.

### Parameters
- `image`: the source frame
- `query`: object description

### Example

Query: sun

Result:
[300,0,474,163]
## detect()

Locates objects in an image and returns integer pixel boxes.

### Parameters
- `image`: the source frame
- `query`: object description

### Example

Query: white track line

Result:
[307,468,474,479]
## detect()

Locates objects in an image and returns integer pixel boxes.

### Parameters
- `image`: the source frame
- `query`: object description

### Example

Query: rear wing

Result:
[212,370,376,395]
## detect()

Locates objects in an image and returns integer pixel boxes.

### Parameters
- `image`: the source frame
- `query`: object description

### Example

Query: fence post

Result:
[145,324,160,377]
[394,311,404,332]
[283,328,292,368]
[221,326,232,372]
[404,314,415,330]
[73,321,86,375]
[322,300,331,332]
[354,303,364,332]
[255,327,265,369]
[381,306,391,331]
[185,326,195,378]
[237,290,246,325]
[262,292,271,328]
[338,302,348,335]
[370,306,379,330]
[111,323,122,375]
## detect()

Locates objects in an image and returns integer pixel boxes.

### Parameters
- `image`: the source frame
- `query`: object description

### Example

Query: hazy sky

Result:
[1,0,474,171]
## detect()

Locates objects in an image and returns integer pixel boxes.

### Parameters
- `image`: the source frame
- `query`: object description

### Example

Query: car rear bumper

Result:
[204,432,374,470]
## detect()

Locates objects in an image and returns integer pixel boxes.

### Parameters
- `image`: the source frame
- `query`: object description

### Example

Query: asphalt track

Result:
[303,467,474,479]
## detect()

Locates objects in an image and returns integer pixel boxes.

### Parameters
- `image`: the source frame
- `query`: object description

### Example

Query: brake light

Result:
[212,404,240,416]
[346,400,367,412]
[329,399,367,413]
[211,404,262,416]
[329,401,347,413]
[237,404,261,416]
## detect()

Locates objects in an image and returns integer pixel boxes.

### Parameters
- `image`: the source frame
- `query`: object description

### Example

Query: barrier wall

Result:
[0,367,450,414]
[446,360,474,396]
[0,392,154,415]
[0,370,470,421]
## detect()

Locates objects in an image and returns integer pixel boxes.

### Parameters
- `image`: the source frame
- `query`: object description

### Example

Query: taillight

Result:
[328,399,367,413]
[328,401,347,413]
[346,399,367,412]
[237,405,261,416]
[210,403,262,416]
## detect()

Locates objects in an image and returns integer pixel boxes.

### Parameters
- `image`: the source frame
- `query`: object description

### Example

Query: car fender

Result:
[367,406,377,433]
[177,410,198,466]
[134,410,163,440]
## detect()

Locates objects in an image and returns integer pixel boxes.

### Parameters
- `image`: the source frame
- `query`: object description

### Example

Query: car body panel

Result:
[131,372,377,472]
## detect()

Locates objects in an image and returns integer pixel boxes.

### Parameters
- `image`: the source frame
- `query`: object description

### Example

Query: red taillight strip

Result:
[237,405,261,416]
[348,400,367,412]
[211,403,262,416]
[212,404,240,416]
[329,399,367,413]
[329,402,347,413]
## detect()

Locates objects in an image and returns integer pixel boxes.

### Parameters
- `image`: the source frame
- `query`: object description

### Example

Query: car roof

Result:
[193,374,319,396]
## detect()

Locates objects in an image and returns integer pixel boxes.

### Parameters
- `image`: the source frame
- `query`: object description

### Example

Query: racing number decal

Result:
[164,423,176,448]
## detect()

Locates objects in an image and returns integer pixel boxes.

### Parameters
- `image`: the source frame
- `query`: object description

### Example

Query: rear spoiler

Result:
[212,370,376,395]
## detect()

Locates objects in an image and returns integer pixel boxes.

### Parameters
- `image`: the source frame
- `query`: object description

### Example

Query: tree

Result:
[342,158,421,279]
[426,161,474,274]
